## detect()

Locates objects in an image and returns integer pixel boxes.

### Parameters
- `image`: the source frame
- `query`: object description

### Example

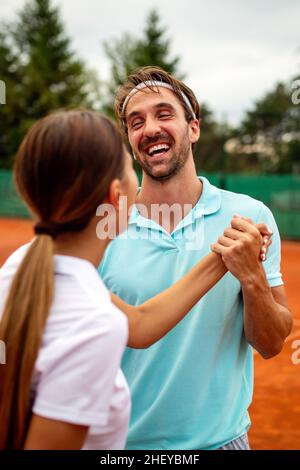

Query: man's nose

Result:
[143,117,161,137]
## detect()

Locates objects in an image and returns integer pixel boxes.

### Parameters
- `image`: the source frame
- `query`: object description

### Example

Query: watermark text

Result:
[291,339,300,365]
[291,79,300,105]
[0,340,6,365]
[95,197,204,251]
[0,80,6,104]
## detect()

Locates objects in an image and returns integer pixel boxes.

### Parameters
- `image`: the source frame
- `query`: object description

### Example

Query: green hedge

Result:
[0,171,29,218]
[1,170,300,239]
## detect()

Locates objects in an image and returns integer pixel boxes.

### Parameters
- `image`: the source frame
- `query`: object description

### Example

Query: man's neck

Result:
[135,157,203,233]
[137,158,202,208]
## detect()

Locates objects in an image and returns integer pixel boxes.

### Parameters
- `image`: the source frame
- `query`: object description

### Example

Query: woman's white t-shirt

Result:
[0,244,131,450]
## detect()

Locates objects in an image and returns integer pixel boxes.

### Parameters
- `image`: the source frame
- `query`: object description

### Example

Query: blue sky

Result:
[1,0,299,125]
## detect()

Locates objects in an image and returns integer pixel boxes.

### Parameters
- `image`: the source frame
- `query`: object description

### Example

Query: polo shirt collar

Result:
[128,176,221,230]
[198,176,222,215]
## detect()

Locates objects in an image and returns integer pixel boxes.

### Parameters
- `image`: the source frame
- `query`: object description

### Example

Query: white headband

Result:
[121,80,196,120]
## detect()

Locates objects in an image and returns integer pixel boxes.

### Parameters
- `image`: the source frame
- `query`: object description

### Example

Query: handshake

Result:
[211,214,273,283]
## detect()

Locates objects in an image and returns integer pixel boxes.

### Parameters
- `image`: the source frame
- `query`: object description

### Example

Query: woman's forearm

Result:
[111,252,227,349]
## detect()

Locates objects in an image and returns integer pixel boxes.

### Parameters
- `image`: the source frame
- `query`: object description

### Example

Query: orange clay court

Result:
[0,217,299,450]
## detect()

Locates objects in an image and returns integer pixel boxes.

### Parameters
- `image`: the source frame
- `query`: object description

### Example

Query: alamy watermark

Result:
[291,79,300,105]
[95,197,205,251]
[0,80,6,105]
[291,339,300,365]
[0,340,6,365]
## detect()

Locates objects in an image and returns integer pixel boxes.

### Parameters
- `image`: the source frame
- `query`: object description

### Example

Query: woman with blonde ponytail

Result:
[0,110,269,450]
[0,236,54,449]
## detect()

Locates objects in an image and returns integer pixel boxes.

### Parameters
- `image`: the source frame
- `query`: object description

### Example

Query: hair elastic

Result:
[34,221,61,239]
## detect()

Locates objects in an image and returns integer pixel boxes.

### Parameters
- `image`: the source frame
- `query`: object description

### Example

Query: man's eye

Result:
[132,120,143,129]
[158,114,171,119]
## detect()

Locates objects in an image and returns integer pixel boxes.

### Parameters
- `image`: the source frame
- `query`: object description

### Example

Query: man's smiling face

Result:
[125,87,199,181]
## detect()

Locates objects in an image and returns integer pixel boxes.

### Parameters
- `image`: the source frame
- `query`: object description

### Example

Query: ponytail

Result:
[0,235,54,449]
[0,109,125,449]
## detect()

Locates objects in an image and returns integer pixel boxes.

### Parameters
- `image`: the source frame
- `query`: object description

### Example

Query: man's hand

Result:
[211,215,273,285]
[211,215,292,359]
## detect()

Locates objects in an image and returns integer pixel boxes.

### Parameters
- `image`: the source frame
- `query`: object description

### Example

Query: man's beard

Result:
[136,130,191,182]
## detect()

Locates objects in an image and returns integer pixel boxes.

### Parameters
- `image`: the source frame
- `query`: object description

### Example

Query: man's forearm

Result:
[241,266,292,359]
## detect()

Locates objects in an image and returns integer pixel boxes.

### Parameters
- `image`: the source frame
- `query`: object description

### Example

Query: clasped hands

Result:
[211,215,273,284]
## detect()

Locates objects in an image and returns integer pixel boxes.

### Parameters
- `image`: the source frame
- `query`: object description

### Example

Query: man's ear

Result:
[189,119,200,143]
[104,178,123,211]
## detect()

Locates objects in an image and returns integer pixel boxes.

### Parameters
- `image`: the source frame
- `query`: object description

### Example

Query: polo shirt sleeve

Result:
[32,308,128,427]
[255,203,283,288]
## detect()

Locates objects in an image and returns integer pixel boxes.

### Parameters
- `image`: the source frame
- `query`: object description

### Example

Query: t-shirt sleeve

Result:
[255,203,283,288]
[32,308,128,427]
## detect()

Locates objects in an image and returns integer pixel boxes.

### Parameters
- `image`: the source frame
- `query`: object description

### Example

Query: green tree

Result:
[102,9,181,117]
[194,103,232,175]
[0,27,24,167]
[233,79,300,173]
[241,82,291,136]
[133,10,180,74]
[0,0,94,168]
[102,9,227,176]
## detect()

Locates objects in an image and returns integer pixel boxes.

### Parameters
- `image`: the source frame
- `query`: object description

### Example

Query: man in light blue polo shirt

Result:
[99,67,292,450]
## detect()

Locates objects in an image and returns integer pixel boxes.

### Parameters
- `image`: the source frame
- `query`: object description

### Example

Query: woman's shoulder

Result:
[53,255,128,326]
[0,242,32,274]
[42,255,128,350]
[0,243,32,316]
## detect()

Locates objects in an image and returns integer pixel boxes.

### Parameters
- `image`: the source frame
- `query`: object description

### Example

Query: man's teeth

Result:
[148,144,170,156]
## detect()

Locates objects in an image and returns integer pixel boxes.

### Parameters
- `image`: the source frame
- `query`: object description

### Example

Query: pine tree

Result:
[0,27,24,167]
[133,10,180,74]
[0,0,94,168]
[236,80,300,173]
[13,0,89,116]
[102,9,182,117]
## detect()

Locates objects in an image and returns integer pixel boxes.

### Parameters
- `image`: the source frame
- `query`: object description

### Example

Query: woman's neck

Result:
[54,222,109,268]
